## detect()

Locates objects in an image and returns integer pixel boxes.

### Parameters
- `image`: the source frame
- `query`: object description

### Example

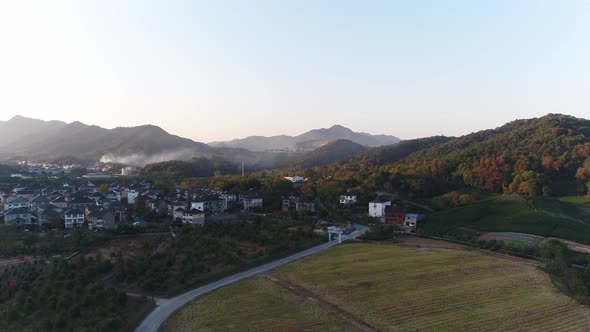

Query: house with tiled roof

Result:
[4,196,29,212]
[181,208,205,226]
[4,207,33,226]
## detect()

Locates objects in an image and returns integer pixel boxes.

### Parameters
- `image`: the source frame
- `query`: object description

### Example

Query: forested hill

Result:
[383,114,590,196]
[305,114,590,198]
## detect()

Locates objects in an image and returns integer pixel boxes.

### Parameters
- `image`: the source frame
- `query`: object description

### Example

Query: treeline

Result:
[0,226,104,257]
[112,219,323,294]
[0,257,128,331]
[138,157,238,183]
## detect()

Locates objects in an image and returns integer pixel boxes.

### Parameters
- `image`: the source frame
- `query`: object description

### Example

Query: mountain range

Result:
[0,116,399,167]
[208,125,400,151]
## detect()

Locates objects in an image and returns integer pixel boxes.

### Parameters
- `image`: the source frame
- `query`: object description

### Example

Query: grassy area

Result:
[161,277,355,332]
[558,196,590,204]
[164,242,590,331]
[423,195,590,244]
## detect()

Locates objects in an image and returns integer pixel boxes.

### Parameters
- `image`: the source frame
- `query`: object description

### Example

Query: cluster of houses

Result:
[0,182,133,230]
[337,191,422,231]
[0,181,265,230]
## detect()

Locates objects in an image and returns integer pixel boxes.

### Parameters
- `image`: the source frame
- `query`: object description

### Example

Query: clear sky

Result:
[0,1,589,142]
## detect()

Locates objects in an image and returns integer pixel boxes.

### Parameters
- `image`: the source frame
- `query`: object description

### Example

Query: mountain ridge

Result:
[208,124,400,151]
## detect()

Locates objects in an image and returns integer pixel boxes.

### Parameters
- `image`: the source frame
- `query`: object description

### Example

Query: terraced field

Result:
[424,195,590,244]
[163,242,590,331]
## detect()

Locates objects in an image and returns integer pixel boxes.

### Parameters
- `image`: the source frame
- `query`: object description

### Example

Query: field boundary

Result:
[265,275,377,332]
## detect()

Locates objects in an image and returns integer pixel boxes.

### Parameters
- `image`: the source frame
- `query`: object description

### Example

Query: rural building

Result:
[193,195,227,215]
[174,207,185,220]
[384,205,406,224]
[181,208,205,226]
[4,196,29,212]
[339,192,358,205]
[368,198,391,218]
[64,208,85,229]
[284,176,305,183]
[4,207,33,226]
[403,213,424,230]
[239,191,263,211]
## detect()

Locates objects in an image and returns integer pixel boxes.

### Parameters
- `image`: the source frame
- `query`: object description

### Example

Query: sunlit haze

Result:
[1,1,589,142]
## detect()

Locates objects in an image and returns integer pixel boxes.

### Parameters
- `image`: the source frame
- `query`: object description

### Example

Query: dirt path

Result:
[265,275,377,332]
[479,231,590,255]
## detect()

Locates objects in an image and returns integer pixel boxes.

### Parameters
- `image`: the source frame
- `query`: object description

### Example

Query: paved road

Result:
[135,224,369,332]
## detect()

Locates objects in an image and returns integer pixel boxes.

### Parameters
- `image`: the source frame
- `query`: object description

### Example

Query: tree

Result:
[97,184,109,193]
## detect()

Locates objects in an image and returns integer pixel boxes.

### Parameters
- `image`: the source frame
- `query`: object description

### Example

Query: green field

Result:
[163,242,590,331]
[423,195,590,244]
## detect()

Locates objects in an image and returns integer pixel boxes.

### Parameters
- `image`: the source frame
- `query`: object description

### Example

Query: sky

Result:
[0,1,589,142]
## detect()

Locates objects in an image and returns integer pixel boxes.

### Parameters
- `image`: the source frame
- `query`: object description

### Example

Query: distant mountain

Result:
[0,116,215,165]
[287,139,367,169]
[208,125,400,152]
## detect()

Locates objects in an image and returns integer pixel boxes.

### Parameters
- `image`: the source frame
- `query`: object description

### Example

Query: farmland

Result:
[163,241,590,331]
[161,277,356,332]
[423,195,590,244]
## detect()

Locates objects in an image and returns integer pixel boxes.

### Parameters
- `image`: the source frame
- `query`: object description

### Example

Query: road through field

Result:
[135,224,368,332]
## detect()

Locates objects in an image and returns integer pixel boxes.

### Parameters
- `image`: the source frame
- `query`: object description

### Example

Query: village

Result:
[0,174,423,234]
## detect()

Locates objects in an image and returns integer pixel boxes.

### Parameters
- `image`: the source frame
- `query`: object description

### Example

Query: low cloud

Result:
[100,149,200,166]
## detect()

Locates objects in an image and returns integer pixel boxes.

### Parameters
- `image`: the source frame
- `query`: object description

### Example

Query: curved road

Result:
[135,225,368,332]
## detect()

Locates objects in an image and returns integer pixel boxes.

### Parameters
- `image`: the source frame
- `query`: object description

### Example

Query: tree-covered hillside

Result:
[385,114,590,196]
[297,114,589,198]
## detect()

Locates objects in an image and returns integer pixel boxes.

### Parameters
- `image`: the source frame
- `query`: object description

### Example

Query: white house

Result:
[403,213,424,230]
[339,192,358,205]
[174,207,185,220]
[4,196,29,212]
[181,208,205,226]
[284,176,305,183]
[127,190,139,205]
[368,198,391,218]
[64,208,85,229]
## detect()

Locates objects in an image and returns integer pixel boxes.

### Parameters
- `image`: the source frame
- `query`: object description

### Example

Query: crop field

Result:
[423,195,590,244]
[161,277,356,332]
[163,242,590,331]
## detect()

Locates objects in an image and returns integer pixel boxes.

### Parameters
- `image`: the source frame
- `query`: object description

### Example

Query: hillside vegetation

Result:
[386,114,590,196]
[305,114,590,198]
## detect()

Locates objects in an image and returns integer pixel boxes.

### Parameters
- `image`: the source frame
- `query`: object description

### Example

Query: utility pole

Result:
[241,161,244,177]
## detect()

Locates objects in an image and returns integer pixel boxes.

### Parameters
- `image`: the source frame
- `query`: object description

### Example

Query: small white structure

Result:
[181,208,205,226]
[64,209,85,229]
[368,198,391,218]
[284,176,305,183]
[174,207,185,220]
[403,213,424,230]
[127,190,139,205]
[242,197,263,210]
[121,167,137,176]
[340,192,358,205]
[191,202,204,212]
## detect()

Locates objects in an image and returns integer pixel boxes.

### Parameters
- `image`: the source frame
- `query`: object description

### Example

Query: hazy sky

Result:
[1,1,589,142]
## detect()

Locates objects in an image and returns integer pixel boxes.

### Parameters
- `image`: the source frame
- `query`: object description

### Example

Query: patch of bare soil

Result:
[84,235,164,261]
